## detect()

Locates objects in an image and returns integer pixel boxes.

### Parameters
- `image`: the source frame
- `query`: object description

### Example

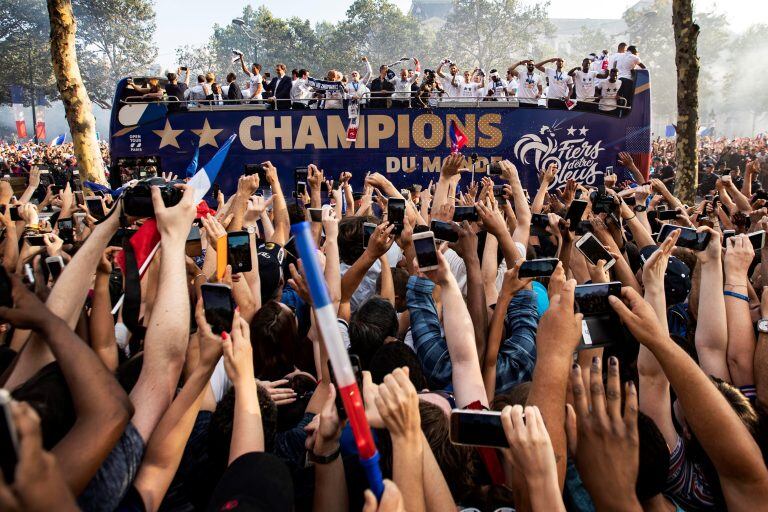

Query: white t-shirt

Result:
[441,74,465,98]
[346,81,369,101]
[612,53,640,80]
[545,69,572,99]
[290,78,312,102]
[505,78,518,97]
[390,73,419,100]
[249,73,263,99]
[486,78,508,98]
[572,69,599,101]
[599,79,621,111]
[516,72,541,102]
[460,81,482,99]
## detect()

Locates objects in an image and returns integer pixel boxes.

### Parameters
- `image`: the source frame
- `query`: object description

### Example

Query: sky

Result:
[150,0,768,68]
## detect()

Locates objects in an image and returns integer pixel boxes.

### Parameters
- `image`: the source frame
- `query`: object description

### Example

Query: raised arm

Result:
[501,160,530,254]
[89,248,120,372]
[723,234,757,386]
[18,166,40,204]
[449,222,487,363]
[262,161,289,245]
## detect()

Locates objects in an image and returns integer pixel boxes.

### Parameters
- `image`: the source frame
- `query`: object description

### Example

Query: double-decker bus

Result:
[108,70,651,196]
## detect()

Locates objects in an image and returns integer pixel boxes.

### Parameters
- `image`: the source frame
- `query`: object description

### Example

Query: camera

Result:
[123,177,183,218]
[589,187,617,215]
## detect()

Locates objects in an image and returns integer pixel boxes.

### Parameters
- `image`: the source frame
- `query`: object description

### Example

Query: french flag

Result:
[114,134,236,281]
[449,119,467,154]
[51,134,66,146]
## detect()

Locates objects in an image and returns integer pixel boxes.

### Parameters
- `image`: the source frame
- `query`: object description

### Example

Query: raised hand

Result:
[448,220,477,261]
[321,204,339,240]
[499,160,520,184]
[500,260,533,299]
[257,378,297,406]
[643,230,678,294]
[151,183,196,243]
[566,357,640,511]
[362,479,405,512]
[440,153,464,179]
[541,163,558,186]
[304,384,342,457]
[43,232,64,257]
[307,164,324,191]
[366,221,395,259]
[609,287,669,350]
[536,278,582,357]
[724,234,755,280]
[376,368,420,440]
[200,213,227,247]
[0,271,52,330]
[221,309,254,387]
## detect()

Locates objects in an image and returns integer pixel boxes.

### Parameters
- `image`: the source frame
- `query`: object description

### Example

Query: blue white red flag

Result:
[449,119,467,154]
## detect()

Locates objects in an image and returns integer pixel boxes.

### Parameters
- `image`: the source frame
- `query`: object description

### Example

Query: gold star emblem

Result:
[152,119,184,149]
[192,119,224,148]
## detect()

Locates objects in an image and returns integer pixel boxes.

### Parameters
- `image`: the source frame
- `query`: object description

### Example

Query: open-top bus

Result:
[108,70,651,197]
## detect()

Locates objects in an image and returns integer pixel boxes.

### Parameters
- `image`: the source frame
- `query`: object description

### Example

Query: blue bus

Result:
[108,70,651,196]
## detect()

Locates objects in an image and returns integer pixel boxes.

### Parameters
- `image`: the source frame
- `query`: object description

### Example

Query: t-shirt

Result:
[390,73,419,100]
[486,78,508,98]
[572,69,599,101]
[440,74,465,98]
[248,73,263,99]
[598,79,621,111]
[545,69,572,99]
[164,82,187,102]
[460,81,483,99]
[613,52,641,80]
[517,72,541,102]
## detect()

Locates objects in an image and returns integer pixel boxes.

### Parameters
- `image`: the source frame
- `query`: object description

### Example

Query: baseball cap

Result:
[257,242,285,304]
[207,452,293,512]
[639,245,691,305]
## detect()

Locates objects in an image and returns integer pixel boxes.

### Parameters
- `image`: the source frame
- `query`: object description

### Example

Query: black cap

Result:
[257,242,285,304]
[639,245,691,305]
[207,452,293,512]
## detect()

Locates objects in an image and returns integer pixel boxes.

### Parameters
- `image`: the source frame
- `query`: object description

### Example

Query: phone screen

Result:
[574,282,624,348]
[186,225,202,257]
[566,199,588,226]
[9,206,21,221]
[86,198,106,218]
[656,208,679,221]
[308,208,323,222]
[488,162,503,175]
[296,181,307,197]
[449,410,508,448]
[363,222,376,248]
[659,224,710,251]
[74,191,84,205]
[25,234,46,246]
[749,230,766,251]
[531,213,550,229]
[0,391,19,484]
[453,205,478,222]
[58,218,74,243]
[227,232,252,273]
[294,167,308,184]
[577,234,614,267]
[519,258,559,278]
[201,284,235,334]
[46,257,64,280]
[388,198,405,234]
[414,234,438,270]
[430,220,459,243]
[575,282,621,316]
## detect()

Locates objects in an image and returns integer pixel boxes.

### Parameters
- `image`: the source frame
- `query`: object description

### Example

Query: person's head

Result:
[326,69,336,81]
[291,68,298,80]
[148,77,160,88]
[379,64,388,77]
[211,82,222,94]
[582,58,591,71]
[197,74,205,84]
[275,63,286,76]
[349,297,399,369]
[473,73,482,84]
[166,72,177,83]
[627,45,638,55]
[252,63,261,74]
[556,58,564,70]
[338,216,371,265]
[250,301,298,380]
[369,343,428,390]
[400,68,408,80]
[226,72,237,84]
[205,72,215,84]
[350,70,361,82]
[609,67,619,81]
[618,42,627,52]
[390,267,410,312]
[463,70,471,82]
[526,60,535,73]
[506,68,514,80]
[449,63,458,76]
[298,68,308,79]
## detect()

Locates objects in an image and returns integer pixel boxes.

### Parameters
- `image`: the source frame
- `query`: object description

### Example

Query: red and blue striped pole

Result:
[291,221,384,499]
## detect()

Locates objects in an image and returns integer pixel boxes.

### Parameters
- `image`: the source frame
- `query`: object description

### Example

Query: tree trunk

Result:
[47,0,106,183]
[672,0,700,204]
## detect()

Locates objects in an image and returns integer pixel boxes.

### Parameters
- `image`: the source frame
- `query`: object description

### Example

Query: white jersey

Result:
[613,52,641,80]
[516,72,541,102]
[390,73,419,100]
[440,74,465,98]
[598,79,621,111]
[345,81,369,101]
[290,78,312,104]
[460,81,483,99]
[545,68,572,99]
[248,73,263,99]
[505,78,518,97]
[486,79,508,98]
[572,69,599,101]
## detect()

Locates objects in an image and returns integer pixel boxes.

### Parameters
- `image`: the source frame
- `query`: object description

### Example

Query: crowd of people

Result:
[2,120,768,512]
[123,42,646,114]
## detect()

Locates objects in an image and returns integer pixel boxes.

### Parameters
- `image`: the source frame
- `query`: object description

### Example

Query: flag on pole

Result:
[449,119,467,154]
[35,93,47,140]
[51,134,66,146]
[665,125,676,138]
[11,86,27,139]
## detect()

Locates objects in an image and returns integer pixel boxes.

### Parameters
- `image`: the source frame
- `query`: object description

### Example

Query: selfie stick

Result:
[291,221,384,499]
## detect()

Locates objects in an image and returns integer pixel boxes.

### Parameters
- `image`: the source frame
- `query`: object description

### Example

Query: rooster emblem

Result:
[514,125,560,171]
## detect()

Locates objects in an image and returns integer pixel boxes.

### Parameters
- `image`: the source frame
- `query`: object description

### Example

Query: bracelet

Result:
[307,445,341,465]
[625,214,637,221]
[194,273,206,280]
[723,290,749,302]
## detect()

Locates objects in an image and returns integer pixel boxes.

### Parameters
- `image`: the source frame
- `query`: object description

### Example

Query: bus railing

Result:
[121,91,631,111]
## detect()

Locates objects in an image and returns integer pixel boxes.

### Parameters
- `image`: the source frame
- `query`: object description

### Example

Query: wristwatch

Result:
[246,226,256,235]
[307,446,341,465]
[633,204,647,213]
[758,318,768,334]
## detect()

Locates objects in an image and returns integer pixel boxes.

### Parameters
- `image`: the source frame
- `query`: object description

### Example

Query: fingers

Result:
[570,364,589,419]
[588,356,607,422]
[624,381,638,435]
[565,404,578,456]
[605,356,622,421]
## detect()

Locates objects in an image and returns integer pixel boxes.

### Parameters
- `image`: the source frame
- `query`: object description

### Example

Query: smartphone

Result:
[575,232,616,270]
[86,197,106,219]
[430,220,459,243]
[605,165,614,177]
[388,197,406,235]
[0,390,19,484]
[413,231,438,271]
[0,268,12,308]
[186,225,202,258]
[244,163,267,184]
[575,281,624,348]
[565,199,588,226]
[74,190,84,206]
[363,222,377,249]
[9,206,21,221]
[57,218,74,244]
[488,162,503,176]
[308,208,323,222]
[656,208,679,221]
[658,224,711,251]
[519,258,559,278]
[749,230,766,251]
[25,234,47,247]
[227,231,252,273]
[294,167,308,193]
[449,410,508,448]
[45,255,65,280]
[50,185,62,195]
[296,181,307,197]
[201,283,236,335]
[453,205,479,222]
[531,213,550,229]
[493,185,506,199]
[722,229,736,246]
[623,195,637,207]
[180,66,188,71]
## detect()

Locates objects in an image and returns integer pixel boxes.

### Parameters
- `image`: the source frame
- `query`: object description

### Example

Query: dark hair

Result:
[253,63,261,71]
[226,72,237,82]
[636,412,670,501]
[197,74,205,83]
[369,343,427,390]
[338,216,373,265]
[618,42,628,49]
[349,297,399,369]
[277,373,316,432]
[299,68,308,78]
[628,45,638,54]
[391,267,410,312]
[250,301,297,381]
[166,72,177,81]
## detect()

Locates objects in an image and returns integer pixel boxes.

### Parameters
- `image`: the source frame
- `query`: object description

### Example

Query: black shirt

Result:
[369,77,394,109]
